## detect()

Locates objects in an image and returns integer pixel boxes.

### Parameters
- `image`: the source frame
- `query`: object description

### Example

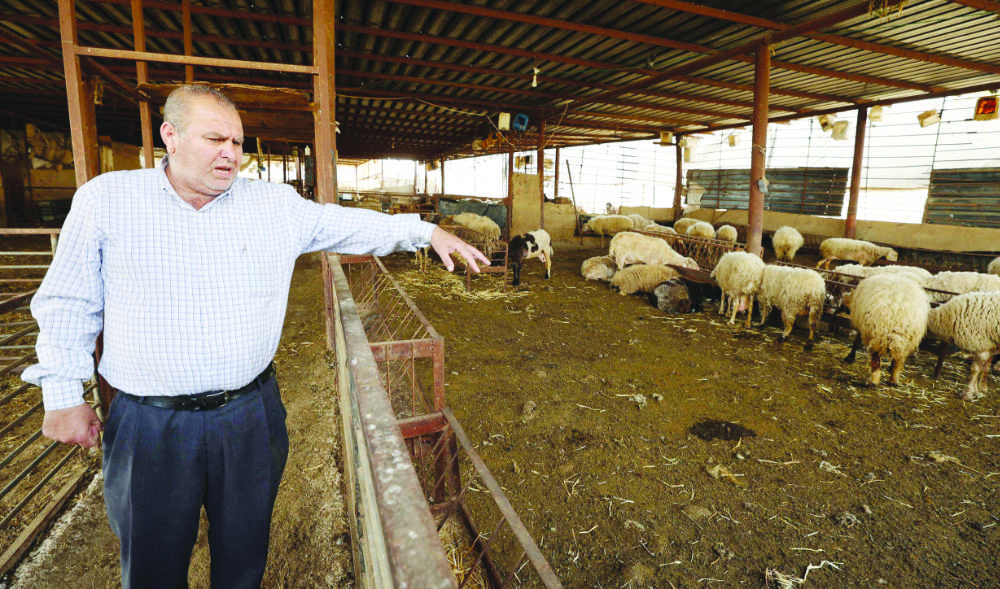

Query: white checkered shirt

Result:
[23,162,435,410]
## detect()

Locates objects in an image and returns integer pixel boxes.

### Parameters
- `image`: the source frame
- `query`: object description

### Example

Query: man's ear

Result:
[160,121,177,154]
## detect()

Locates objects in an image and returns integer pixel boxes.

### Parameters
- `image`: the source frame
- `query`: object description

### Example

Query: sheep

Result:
[449,212,501,241]
[831,263,933,286]
[817,237,898,269]
[756,265,827,346]
[580,255,617,282]
[608,231,699,271]
[924,271,1000,303]
[507,229,553,286]
[988,257,1000,276]
[927,291,1000,401]
[846,274,930,387]
[640,224,676,236]
[610,264,682,296]
[686,220,716,239]
[672,217,699,235]
[582,214,633,236]
[716,224,738,242]
[625,213,653,230]
[710,251,765,327]
[772,226,804,262]
[649,278,694,314]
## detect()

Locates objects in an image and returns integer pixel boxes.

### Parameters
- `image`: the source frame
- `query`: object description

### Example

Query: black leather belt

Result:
[120,363,276,411]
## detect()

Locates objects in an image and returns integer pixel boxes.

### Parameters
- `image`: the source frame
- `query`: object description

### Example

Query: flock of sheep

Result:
[577,214,1000,402]
[440,210,1000,401]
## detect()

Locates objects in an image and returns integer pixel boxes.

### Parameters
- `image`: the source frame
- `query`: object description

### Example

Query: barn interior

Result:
[3,1,1000,587]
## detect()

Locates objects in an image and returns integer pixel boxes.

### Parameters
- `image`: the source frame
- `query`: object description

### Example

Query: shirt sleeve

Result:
[21,182,106,410]
[289,195,437,256]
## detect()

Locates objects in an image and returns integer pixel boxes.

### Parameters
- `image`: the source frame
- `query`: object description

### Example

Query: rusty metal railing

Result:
[0,228,97,576]
[327,253,561,588]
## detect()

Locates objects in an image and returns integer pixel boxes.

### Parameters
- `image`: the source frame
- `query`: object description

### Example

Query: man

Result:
[23,84,489,588]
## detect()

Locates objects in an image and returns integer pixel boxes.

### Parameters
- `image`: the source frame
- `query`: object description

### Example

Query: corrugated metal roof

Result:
[0,0,998,161]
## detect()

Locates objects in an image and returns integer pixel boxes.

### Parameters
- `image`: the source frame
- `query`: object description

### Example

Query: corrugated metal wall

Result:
[924,168,1000,228]
[687,167,847,216]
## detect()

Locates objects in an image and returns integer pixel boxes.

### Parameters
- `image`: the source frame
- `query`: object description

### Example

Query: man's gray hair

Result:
[163,85,238,135]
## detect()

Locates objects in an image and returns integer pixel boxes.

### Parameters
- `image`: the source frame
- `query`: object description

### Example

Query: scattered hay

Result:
[439,516,487,589]
[395,267,528,302]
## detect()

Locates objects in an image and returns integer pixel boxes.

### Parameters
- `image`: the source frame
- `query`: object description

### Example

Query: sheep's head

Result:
[680,257,699,270]
[885,248,899,262]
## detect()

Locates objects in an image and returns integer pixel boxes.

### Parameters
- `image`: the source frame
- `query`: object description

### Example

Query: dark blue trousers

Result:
[102,377,288,589]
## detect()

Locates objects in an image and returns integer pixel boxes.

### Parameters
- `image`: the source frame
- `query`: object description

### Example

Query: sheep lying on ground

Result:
[686,220,716,239]
[673,217,698,235]
[649,278,695,313]
[580,255,617,282]
[757,265,827,346]
[610,263,680,295]
[508,229,552,286]
[772,226,804,262]
[609,231,699,270]
[927,291,1000,400]
[716,224,738,242]
[710,251,765,327]
[817,237,898,268]
[583,214,633,236]
[988,257,1000,276]
[846,274,930,386]
[923,271,1000,303]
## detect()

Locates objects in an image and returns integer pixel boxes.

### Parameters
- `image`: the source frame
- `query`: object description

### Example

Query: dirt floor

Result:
[5,239,1000,589]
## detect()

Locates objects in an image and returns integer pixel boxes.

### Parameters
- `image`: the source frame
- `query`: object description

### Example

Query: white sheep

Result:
[580,255,617,282]
[583,214,634,236]
[716,224,738,242]
[608,231,699,271]
[710,251,765,327]
[846,274,930,387]
[450,212,501,241]
[686,220,716,239]
[672,217,699,235]
[817,237,898,269]
[772,226,804,262]
[832,263,932,286]
[756,265,827,346]
[988,257,1000,276]
[927,291,1000,401]
[625,213,653,230]
[924,271,1000,303]
[640,224,677,236]
[610,263,680,295]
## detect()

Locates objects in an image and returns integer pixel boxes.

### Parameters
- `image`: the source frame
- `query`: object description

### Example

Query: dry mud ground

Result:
[6,240,1000,589]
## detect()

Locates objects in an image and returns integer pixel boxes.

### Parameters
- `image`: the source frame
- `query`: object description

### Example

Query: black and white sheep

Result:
[927,291,1000,401]
[649,278,695,314]
[817,237,898,269]
[772,226,804,262]
[710,251,766,327]
[507,229,553,286]
[846,274,930,387]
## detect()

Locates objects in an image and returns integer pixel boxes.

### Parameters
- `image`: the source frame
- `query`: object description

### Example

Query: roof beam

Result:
[387,0,714,54]
[636,0,1000,76]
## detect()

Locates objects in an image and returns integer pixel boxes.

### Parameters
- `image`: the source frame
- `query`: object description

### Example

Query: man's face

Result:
[160,96,244,201]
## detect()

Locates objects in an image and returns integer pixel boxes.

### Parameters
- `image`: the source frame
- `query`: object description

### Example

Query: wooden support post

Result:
[182,0,193,82]
[554,146,560,199]
[747,44,770,257]
[506,149,514,239]
[132,0,159,168]
[440,158,445,195]
[673,140,683,222]
[58,0,100,186]
[845,106,868,239]
[313,0,336,347]
[537,119,545,230]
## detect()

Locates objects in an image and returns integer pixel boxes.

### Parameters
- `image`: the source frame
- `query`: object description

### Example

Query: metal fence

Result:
[329,253,561,588]
[0,228,98,577]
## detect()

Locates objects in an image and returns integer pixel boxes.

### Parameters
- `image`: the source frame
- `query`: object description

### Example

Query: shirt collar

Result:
[158,154,236,211]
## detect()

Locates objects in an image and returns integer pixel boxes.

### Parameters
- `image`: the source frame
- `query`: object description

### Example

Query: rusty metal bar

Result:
[845,106,868,239]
